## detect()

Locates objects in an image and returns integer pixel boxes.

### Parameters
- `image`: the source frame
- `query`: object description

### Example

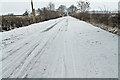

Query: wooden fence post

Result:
[31,0,36,23]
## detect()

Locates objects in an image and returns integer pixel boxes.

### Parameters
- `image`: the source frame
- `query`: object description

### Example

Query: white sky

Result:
[0,0,119,15]
[0,0,119,2]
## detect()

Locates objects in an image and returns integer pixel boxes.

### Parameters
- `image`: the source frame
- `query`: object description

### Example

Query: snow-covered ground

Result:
[0,16,118,78]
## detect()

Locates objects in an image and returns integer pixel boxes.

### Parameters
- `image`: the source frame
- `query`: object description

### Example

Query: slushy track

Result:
[2,16,118,78]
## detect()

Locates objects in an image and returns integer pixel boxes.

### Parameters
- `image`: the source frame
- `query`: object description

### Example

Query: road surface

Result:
[0,16,118,78]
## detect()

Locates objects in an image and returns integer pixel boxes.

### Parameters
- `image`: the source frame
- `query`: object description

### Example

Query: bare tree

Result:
[98,5,110,14]
[47,2,55,11]
[57,5,67,16]
[68,5,78,15]
[37,8,42,15]
[23,10,29,16]
[77,0,90,12]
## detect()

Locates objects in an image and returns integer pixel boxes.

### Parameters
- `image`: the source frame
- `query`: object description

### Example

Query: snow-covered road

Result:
[0,16,118,78]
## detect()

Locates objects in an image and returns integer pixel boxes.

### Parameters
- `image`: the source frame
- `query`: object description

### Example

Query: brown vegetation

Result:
[73,12,120,35]
[1,9,60,31]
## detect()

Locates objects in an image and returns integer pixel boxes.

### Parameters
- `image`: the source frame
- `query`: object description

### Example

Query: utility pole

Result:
[31,0,36,23]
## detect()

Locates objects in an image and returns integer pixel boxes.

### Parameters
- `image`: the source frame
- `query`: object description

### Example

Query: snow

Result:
[0,16,118,78]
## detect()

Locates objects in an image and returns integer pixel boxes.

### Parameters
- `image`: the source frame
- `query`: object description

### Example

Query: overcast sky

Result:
[0,0,119,15]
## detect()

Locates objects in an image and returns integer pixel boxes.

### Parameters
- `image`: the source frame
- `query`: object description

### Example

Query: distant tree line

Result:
[71,0,119,35]
[1,1,89,31]
[1,2,60,31]
[73,13,118,27]
[1,0,119,34]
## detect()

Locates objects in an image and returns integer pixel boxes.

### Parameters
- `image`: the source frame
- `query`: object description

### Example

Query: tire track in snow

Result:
[42,19,64,32]
[7,43,40,78]
[42,18,68,78]
[2,18,65,78]
[2,42,29,61]
[2,37,44,78]
[2,34,44,77]
[2,18,64,62]
[2,18,65,67]
[2,32,45,70]
[20,18,66,78]
[19,19,66,78]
